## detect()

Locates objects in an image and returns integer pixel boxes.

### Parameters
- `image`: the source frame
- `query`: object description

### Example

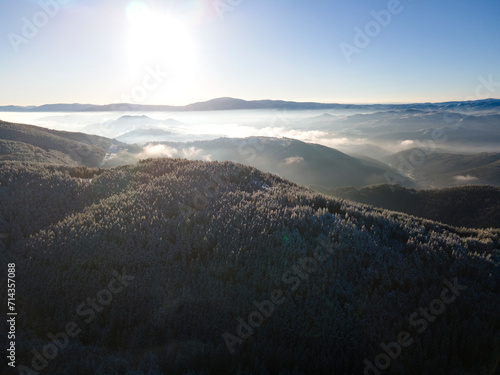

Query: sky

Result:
[0,0,499,106]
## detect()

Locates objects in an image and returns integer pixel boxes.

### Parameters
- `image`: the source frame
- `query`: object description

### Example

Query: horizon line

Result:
[1,96,499,108]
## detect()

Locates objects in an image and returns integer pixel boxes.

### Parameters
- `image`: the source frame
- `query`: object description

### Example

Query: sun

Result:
[126,1,197,86]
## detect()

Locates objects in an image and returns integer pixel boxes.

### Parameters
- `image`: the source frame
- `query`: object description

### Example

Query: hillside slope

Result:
[0,120,138,167]
[151,137,409,189]
[384,149,500,188]
[0,159,498,375]
[0,139,79,166]
[322,184,500,229]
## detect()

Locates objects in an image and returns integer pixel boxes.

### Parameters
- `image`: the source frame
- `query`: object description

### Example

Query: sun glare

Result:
[126,1,197,86]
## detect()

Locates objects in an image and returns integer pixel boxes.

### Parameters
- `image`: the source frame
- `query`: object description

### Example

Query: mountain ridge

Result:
[1,97,500,112]
[321,183,500,228]
[146,136,407,189]
[0,120,139,167]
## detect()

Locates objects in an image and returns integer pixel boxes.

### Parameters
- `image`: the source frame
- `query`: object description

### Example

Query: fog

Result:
[2,107,500,165]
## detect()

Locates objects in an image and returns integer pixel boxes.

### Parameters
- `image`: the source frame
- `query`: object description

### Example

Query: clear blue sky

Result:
[1,0,499,106]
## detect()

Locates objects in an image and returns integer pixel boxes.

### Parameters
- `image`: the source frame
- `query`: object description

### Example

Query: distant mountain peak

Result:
[2,97,500,112]
[118,115,151,120]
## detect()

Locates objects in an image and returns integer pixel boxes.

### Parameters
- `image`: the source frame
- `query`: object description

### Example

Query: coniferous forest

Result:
[2,0,500,373]
[0,158,498,374]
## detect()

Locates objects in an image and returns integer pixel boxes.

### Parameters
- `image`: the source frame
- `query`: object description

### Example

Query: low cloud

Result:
[401,140,415,147]
[257,127,329,141]
[256,126,357,149]
[139,144,211,161]
[454,174,478,183]
[142,144,178,158]
[180,146,211,161]
[283,156,305,165]
[320,137,352,148]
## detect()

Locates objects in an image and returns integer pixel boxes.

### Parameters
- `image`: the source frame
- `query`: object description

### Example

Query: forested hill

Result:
[0,120,138,167]
[0,159,498,374]
[152,137,402,188]
[320,184,500,229]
